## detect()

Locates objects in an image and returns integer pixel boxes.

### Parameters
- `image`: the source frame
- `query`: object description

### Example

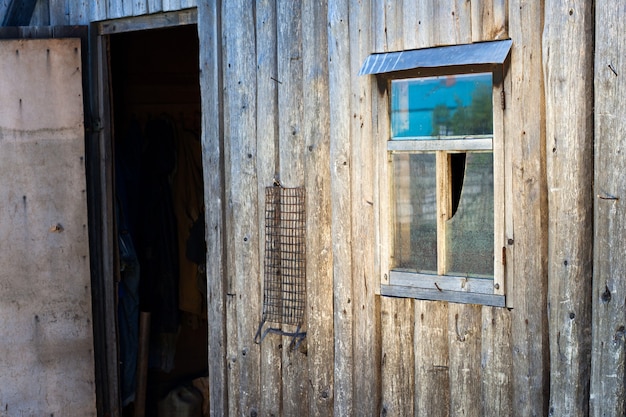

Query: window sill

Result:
[380,284,506,307]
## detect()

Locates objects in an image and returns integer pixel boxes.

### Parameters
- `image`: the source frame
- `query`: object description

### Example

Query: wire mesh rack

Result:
[254,185,307,349]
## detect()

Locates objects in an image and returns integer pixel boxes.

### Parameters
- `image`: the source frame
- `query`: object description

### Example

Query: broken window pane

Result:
[445,152,494,277]
[392,153,437,273]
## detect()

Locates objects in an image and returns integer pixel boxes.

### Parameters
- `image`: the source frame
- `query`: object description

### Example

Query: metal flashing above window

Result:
[359,39,512,76]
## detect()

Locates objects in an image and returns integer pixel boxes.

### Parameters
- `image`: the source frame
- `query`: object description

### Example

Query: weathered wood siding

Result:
[591,1,626,416]
[195,0,588,415]
[198,1,551,416]
[26,0,196,25]
[373,2,548,416]
[544,1,594,416]
[201,1,336,416]
[506,1,549,415]
[1,0,618,415]
[196,3,225,416]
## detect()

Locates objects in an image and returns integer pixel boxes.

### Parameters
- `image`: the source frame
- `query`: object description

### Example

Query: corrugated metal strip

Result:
[359,39,512,76]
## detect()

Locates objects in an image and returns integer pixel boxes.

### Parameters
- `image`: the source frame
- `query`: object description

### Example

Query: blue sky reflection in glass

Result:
[391,73,493,140]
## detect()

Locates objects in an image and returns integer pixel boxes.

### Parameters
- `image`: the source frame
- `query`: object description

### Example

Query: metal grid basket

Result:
[254,185,306,349]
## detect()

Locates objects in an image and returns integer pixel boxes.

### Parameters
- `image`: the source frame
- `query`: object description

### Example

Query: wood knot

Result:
[49,223,64,233]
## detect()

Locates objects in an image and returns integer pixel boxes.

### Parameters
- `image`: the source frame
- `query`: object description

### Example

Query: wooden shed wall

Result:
[197,1,552,417]
[195,1,599,416]
[5,0,197,25]
[334,1,549,416]
[2,0,619,415]
[592,1,626,416]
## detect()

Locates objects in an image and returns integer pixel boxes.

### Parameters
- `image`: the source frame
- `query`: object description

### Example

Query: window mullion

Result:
[436,150,450,276]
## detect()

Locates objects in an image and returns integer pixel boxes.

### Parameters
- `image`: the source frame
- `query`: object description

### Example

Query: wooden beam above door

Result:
[98,8,197,35]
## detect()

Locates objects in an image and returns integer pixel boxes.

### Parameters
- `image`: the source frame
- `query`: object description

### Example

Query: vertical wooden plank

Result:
[407,0,476,50]
[415,0,435,48]
[402,0,418,49]
[506,1,549,416]
[302,0,334,416]
[222,1,240,409]
[481,307,513,417]
[147,0,162,14]
[415,300,449,417]
[349,0,381,415]
[471,0,489,41]
[197,1,226,415]
[76,0,89,23]
[591,2,626,416]
[91,32,122,417]
[448,303,482,416]
[133,0,148,16]
[451,0,472,44]
[66,0,89,23]
[181,0,195,9]
[438,0,471,45]
[107,0,124,19]
[162,0,180,12]
[49,0,68,24]
[255,1,282,415]
[276,0,308,414]
[276,1,303,187]
[369,0,401,53]
[122,0,132,17]
[471,0,509,42]
[380,298,415,417]
[328,0,354,415]
[90,0,107,22]
[372,0,387,53]
[382,0,403,51]
[492,0,508,39]
[543,1,594,416]
[222,1,261,416]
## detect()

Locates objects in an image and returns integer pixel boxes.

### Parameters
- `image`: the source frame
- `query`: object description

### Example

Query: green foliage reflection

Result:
[431,83,493,136]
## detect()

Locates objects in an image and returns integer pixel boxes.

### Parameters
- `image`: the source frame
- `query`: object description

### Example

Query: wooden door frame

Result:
[89,26,121,417]
[91,10,200,417]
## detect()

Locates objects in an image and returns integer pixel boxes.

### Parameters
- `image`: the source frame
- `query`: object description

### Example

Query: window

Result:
[360,40,512,307]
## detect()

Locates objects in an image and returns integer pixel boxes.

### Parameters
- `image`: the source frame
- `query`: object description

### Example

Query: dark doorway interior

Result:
[109,24,208,417]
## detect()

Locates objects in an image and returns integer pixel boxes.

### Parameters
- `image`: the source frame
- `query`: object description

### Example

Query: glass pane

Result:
[445,152,494,277]
[391,73,493,139]
[392,153,437,273]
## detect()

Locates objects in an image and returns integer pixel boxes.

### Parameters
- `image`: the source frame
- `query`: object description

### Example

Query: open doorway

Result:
[109,24,208,416]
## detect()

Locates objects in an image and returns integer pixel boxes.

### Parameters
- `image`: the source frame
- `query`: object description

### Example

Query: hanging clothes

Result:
[137,117,180,370]
[172,127,206,317]
[115,119,143,405]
